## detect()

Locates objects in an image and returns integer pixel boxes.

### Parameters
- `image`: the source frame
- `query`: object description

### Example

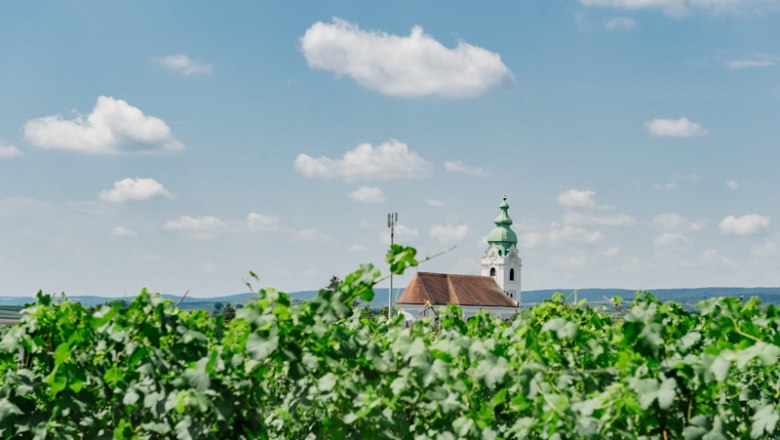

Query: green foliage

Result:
[0,251,779,438]
[385,244,418,275]
[326,275,341,294]
[221,303,236,323]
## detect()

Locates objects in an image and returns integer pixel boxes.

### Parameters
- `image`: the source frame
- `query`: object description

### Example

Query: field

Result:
[0,306,22,326]
[0,246,778,438]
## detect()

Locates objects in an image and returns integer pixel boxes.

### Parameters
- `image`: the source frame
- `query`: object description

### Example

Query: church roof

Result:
[396,272,518,307]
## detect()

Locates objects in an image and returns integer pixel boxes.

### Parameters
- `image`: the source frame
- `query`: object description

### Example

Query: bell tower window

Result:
[490,267,496,277]
[509,268,515,281]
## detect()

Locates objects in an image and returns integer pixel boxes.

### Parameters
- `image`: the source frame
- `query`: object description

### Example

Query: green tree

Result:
[325,275,341,293]
[221,302,236,323]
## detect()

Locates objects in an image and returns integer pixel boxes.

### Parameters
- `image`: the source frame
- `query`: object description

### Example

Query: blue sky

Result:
[1,0,779,297]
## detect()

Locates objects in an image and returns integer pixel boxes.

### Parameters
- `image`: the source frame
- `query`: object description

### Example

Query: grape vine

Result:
[0,245,778,439]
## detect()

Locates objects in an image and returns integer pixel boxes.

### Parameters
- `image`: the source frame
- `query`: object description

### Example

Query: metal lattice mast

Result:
[387,212,398,320]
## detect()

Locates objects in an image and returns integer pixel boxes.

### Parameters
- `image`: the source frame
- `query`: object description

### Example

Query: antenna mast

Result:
[387,212,398,319]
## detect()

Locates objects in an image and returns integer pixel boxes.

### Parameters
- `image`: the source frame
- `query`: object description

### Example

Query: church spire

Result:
[494,194,513,226]
[481,194,522,304]
[486,195,518,254]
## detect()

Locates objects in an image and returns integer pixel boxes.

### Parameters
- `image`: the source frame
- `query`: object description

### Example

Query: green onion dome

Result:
[486,195,518,253]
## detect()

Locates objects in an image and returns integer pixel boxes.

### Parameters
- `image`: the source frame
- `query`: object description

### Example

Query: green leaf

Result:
[344,412,358,424]
[0,399,23,421]
[385,244,418,275]
[632,378,658,410]
[53,342,72,366]
[113,418,134,439]
[541,318,577,339]
[175,390,189,414]
[657,378,676,409]
[123,390,140,406]
[475,356,508,389]
[47,369,66,396]
[710,357,730,382]
[104,365,124,387]
[751,405,779,439]
[245,332,279,361]
[318,373,337,392]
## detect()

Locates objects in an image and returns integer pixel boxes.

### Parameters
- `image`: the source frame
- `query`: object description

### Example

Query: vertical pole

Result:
[388,212,397,320]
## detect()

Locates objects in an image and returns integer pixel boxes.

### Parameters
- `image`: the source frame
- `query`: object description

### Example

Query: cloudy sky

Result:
[1,1,779,297]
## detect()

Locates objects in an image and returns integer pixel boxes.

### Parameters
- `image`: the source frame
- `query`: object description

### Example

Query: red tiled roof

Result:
[396,272,518,307]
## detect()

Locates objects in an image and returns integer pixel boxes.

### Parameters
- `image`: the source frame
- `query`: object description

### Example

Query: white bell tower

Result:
[481,195,522,304]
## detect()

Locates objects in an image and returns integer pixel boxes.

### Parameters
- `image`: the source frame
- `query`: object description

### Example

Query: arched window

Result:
[509,268,515,281]
[490,267,496,277]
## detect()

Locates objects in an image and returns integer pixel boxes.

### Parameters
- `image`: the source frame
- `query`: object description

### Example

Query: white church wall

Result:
[397,303,519,322]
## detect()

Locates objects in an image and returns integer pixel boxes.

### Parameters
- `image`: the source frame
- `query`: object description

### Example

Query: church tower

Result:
[481,195,522,304]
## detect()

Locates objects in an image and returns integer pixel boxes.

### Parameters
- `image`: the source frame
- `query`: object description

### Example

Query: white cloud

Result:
[0,197,54,217]
[23,96,184,155]
[381,224,419,244]
[645,117,708,137]
[395,224,419,238]
[653,213,703,231]
[558,189,612,210]
[111,226,137,237]
[599,246,621,256]
[245,212,329,242]
[300,18,512,98]
[443,160,489,177]
[605,17,639,29]
[580,0,774,17]
[358,221,376,230]
[164,215,226,238]
[698,248,733,266]
[291,228,330,242]
[295,140,432,181]
[580,0,688,16]
[653,182,678,190]
[751,241,779,257]
[654,232,693,248]
[725,179,739,189]
[687,174,703,183]
[548,224,604,245]
[563,211,636,226]
[349,186,386,204]
[552,253,587,267]
[246,213,280,232]
[519,231,545,249]
[99,177,173,203]
[725,54,780,69]
[426,198,446,208]
[430,224,469,243]
[653,174,701,190]
[0,142,23,159]
[154,54,213,75]
[719,214,770,235]
[349,244,369,252]
[201,262,218,274]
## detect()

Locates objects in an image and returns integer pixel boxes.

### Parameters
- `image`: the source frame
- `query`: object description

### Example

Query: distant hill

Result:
[2,286,780,310]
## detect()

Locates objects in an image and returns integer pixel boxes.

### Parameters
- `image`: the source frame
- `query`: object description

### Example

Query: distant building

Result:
[396,196,522,321]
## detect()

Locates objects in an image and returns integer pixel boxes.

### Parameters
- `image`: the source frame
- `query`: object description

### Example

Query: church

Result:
[396,196,522,321]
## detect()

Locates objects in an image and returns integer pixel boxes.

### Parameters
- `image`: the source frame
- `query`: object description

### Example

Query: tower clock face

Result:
[509,248,519,258]
[487,247,498,260]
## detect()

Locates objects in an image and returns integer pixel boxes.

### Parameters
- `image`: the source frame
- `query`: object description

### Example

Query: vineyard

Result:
[1,245,779,439]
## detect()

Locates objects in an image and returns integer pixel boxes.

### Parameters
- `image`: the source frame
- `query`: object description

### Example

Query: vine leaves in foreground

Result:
[0,245,778,439]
